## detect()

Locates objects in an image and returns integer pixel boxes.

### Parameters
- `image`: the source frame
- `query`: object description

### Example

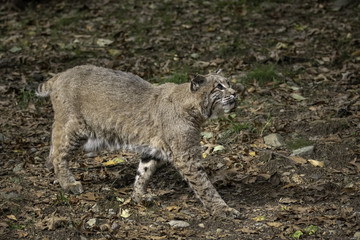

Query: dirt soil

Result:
[0,0,359,239]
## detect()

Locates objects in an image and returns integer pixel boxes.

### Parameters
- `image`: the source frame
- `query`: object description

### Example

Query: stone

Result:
[111,221,120,231]
[13,162,24,173]
[168,220,190,228]
[291,145,314,156]
[264,133,285,147]
[86,218,97,228]
[354,232,360,239]
[198,223,205,228]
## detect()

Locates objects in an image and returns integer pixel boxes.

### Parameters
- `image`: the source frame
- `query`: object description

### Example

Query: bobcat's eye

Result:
[216,84,225,90]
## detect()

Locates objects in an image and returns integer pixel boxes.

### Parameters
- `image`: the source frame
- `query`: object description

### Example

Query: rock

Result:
[111,221,120,231]
[91,203,100,213]
[168,220,190,228]
[198,223,205,228]
[264,133,285,147]
[354,232,360,239]
[108,208,116,217]
[100,223,110,231]
[13,162,24,173]
[291,145,314,156]
[86,218,97,228]
[216,228,223,233]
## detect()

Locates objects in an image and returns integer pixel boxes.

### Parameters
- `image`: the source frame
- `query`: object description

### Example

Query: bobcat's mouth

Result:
[222,95,237,113]
[222,95,237,105]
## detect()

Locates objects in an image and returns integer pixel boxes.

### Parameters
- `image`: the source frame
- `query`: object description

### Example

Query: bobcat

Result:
[37,65,240,218]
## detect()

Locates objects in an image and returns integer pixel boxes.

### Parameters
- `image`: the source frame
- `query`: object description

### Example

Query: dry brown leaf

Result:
[80,192,97,201]
[289,156,307,164]
[279,197,297,204]
[16,230,28,238]
[308,159,324,167]
[267,222,282,227]
[281,183,296,189]
[349,158,360,172]
[7,215,17,221]
[166,206,181,212]
[236,228,257,234]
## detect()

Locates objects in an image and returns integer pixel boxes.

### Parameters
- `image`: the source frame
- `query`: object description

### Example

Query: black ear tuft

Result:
[190,75,206,92]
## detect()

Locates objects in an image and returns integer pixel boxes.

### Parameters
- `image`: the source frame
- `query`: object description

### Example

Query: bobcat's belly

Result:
[83,137,169,161]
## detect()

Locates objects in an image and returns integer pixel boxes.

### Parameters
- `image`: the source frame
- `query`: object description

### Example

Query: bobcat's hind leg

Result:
[45,123,56,170]
[132,156,163,203]
[51,120,85,194]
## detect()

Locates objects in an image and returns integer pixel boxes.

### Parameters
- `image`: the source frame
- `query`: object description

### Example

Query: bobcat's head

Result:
[190,73,238,119]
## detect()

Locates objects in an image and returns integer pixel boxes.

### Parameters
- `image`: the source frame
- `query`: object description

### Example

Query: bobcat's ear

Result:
[190,75,206,92]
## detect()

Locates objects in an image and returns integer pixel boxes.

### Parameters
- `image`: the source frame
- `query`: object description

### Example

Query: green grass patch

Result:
[54,190,69,206]
[218,40,248,57]
[155,71,189,85]
[17,88,37,108]
[242,64,281,86]
[8,223,26,230]
[286,138,313,150]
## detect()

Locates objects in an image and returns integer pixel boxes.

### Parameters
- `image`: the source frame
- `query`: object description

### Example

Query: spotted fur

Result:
[37,65,240,218]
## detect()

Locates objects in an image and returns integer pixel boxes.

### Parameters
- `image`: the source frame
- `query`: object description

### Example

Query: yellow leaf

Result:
[7,215,17,221]
[202,152,207,158]
[252,215,265,222]
[166,205,181,212]
[120,209,131,218]
[308,159,324,167]
[289,156,307,164]
[267,222,282,227]
[104,158,124,166]
[249,151,256,156]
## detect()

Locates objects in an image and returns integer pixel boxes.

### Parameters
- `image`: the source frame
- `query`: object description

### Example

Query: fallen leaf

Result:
[213,145,225,152]
[279,197,297,204]
[267,222,282,227]
[16,229,28,238]
[119,209,131,218]
[96,38,113,47]
[150,236,167,240]
[249,151,256,156]
[7,215,17,221]
[9,46,22,53]
[104,158,124,166]
[291,93,306,101]
[252,215,266,222]
[80,192,97,201]
[308,159,324,167]
[47,212,68,230]
[236,228,257,234]
[349,158,360,172]
[201,131,212,139]
[166,205,181,212]
[281,183,297,189]
[289,156,307,164]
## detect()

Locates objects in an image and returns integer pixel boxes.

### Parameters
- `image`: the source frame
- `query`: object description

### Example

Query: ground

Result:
[0,0,359,239]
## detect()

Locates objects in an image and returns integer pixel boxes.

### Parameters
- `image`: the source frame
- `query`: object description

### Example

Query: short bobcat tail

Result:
[35,74,59,97]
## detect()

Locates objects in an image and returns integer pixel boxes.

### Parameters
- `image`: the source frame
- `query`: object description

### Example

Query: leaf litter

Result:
[0,0,360,239]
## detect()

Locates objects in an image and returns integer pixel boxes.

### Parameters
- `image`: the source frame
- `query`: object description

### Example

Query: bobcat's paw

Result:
[212,206,242,219]
[132,192,155,205]
[63,181,84,195]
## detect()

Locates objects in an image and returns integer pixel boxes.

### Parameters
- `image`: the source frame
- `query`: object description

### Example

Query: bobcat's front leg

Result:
[173,150,240,218]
